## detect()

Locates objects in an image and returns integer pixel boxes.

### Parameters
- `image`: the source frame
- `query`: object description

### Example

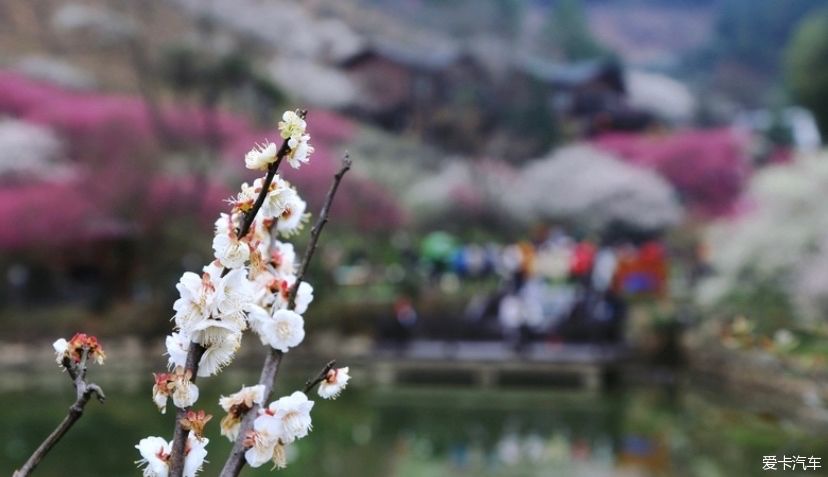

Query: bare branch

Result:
[78,347,89,382]
[288,152,352,308]
[14,348,106,477]
[219,153,352,477]
[61,356,78,382]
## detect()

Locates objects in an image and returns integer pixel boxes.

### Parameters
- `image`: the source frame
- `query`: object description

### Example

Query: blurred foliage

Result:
[680,0,827,106]
[786,8,828,137]
[160,45,286,123]
[492,0,524,38]
[702,279,796,335]
[544,0,610,61]
[712,0,820,73]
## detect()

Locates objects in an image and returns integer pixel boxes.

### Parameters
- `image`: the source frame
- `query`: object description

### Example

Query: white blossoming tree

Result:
[698,153,828,327]
[14,110,353,477]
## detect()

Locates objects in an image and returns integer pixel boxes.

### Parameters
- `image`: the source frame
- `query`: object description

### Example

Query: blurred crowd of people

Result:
[414,228,669,346]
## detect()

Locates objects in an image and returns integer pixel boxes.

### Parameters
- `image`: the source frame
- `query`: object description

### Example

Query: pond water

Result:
[1,367,825,477]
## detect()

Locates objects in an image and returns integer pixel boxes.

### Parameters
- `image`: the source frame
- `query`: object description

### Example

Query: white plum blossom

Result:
[260,309,305,352]
[245,304,271,340]
[135,435,207,477]
[250,271,279,309]
[172,372,199,409]
[259,176,299,220]
[276,195,308,237]
[286,134,313,169]
[172,383,199,410]
[244,429,282,469]
[248,218,275,264]
[181,265,253,346]
[219,384,266,440]
[183,434,209,477]
[277,110,314,169]
[220,385,266,412]
[248,252,301,310]
[166,330,241,378]
[271,241,297,277]
[247,438,289,470]
[245,141,278,170]
[173,272,214,332]
[317,367,350,400]
[278,110,306,141]
[292,281,314,315]
[151,367,199,412]
[152,372,174,414]
[135,436,171,477]
[153,393,168,414]
[212,214,250,269]
[270,278,314,314]
[231,181,258,213]
[197,331,241,378]
[211,266,255,316]
[256,391,314,443]
[52,338,68,364]
[213,213,235,237]
[190,316,242,347]
[165,332,189,370]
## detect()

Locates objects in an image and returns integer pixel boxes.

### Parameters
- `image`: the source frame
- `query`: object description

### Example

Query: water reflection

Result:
[1,370,824,477]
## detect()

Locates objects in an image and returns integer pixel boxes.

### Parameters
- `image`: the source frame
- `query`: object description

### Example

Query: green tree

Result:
[493,0,523,37]
[786,10,828,136]
[715,0,822,72]
[544,0,608,60]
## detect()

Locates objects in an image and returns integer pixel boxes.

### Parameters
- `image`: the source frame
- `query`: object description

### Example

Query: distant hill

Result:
[354,0,828,106]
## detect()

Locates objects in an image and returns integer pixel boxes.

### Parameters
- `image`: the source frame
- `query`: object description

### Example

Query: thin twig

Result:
[303,360,337,394]
[219,153,352,477]
[288,153,352,308]
[168,114,306,477]
[14,349,106,477]
[61,356,79,381]
[78,347,89,382]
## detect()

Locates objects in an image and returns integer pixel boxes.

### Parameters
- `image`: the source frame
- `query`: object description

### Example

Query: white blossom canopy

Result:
[406,145,682,232]
[516,145,683,232]
[698,153,828,324]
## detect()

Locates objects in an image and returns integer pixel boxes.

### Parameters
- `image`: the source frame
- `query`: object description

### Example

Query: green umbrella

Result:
[420,231,457,263]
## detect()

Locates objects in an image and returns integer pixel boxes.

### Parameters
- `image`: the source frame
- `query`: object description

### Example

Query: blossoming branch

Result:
[136,110,352,477]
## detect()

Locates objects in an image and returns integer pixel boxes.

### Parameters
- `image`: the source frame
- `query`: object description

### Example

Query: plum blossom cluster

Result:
[152,368,199,414]
[219,384,266,441]
[136,110,349,476]
[244,391,313,469]
[53,332,106,365]
[243,111,313,173]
